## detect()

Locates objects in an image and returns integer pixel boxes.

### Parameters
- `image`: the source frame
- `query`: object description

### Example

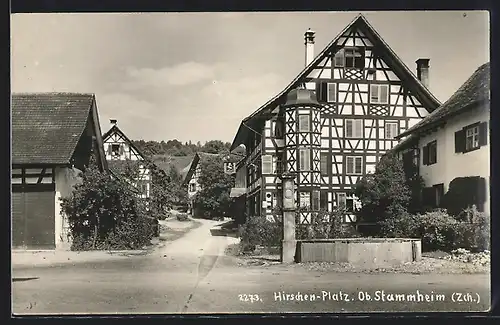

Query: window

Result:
[111,144,121,156]
[274,119,285,138]
[320,191,328,210]
[299,148,311,171]
[327,83,336,102]
[345,197,354,212]
[465,126,479,150]
[370,84,389,104]
[300,192,311,208]
[334,49,345,67]
[316,82,336,103]
[274,153,283,174]
[298,115,310,132]
[312,191,320,211]
[345,48,365,69]
[385,122,399,139]
[320,153,329,175]
[337,192,347,207]
[422,140,437,165]
[346,156,363,175]
[455,122,488,153]
[345,119,363,138]
[261,155,273,174]
[189,183,196,192]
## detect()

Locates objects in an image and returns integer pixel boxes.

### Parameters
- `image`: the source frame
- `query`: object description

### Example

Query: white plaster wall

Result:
[54,167,83,249]
[418,104,490,215]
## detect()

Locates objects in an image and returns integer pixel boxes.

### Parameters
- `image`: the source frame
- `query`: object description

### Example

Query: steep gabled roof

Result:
[230,13,441,151]
[397,62,490,139]
[12,92,101,166]
[102,124,149,161]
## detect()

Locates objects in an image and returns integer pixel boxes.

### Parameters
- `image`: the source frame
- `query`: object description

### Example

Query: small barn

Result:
[11,93,108,250]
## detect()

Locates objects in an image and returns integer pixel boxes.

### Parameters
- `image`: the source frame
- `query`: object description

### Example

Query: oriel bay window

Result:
[299,148,311,171]
[455,122,488,153]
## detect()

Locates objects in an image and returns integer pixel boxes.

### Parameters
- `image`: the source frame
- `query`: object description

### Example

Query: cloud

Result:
[121,62,224,90]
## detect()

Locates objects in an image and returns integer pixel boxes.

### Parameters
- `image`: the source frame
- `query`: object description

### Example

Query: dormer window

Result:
[334,48,365,69]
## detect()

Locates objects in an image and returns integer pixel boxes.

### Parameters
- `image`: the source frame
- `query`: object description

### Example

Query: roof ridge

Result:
[12,92,96,97]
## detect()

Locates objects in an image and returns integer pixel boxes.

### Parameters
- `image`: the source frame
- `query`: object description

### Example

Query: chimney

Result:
[304,28,315,67]
[110,119,117,126]
[416,58,430,89]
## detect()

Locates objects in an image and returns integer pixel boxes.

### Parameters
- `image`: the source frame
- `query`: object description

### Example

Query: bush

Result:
[378,212,419,238]
[60,162,155,251]
[239,215,282,252]
[384,208,491,252]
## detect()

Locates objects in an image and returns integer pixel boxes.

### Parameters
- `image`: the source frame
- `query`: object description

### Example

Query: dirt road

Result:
[12,218,490,314]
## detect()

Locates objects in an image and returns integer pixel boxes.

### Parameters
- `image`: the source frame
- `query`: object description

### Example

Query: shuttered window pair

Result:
[370,84,389,104]
[316,82,336,103]
[345,119,363,138]
[455,122,488,153]
[422,140,437,165]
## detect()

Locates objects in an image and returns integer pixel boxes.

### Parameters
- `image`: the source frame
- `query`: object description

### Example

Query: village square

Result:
[11,11,490,314]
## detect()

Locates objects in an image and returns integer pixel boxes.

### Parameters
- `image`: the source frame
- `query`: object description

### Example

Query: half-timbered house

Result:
[11,93,108,250]
[393,62,490,216]
[183,152,222,216]
[102,119,152,201]
[229,14,442,225]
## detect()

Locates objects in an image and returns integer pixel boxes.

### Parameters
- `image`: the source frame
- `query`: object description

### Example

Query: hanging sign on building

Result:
[224,162,236,175]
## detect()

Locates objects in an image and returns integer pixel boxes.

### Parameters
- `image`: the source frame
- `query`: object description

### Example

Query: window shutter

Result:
[345,120,353,137]
[346,157,354,174]
[355,157,363,174]
[478,122,488,146]
[370,84,378,103]
[327,83,336,102]
[422,144,429,165]
[316,82,328,102]
[380,85,388,104]
[107,144,112,154]
[119,145,124,155]
[454,130,466,153]
[354,120,363,138]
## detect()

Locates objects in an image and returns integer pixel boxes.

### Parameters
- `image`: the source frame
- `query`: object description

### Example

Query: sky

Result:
[11,11,489,144]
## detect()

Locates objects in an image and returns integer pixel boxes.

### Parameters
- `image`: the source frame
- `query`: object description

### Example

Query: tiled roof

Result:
[398,62,490,138]
[12,92,95,165]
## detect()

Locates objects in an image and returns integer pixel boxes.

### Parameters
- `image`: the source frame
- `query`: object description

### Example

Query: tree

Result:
[354,153,412,228]
[193,155,234,219]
